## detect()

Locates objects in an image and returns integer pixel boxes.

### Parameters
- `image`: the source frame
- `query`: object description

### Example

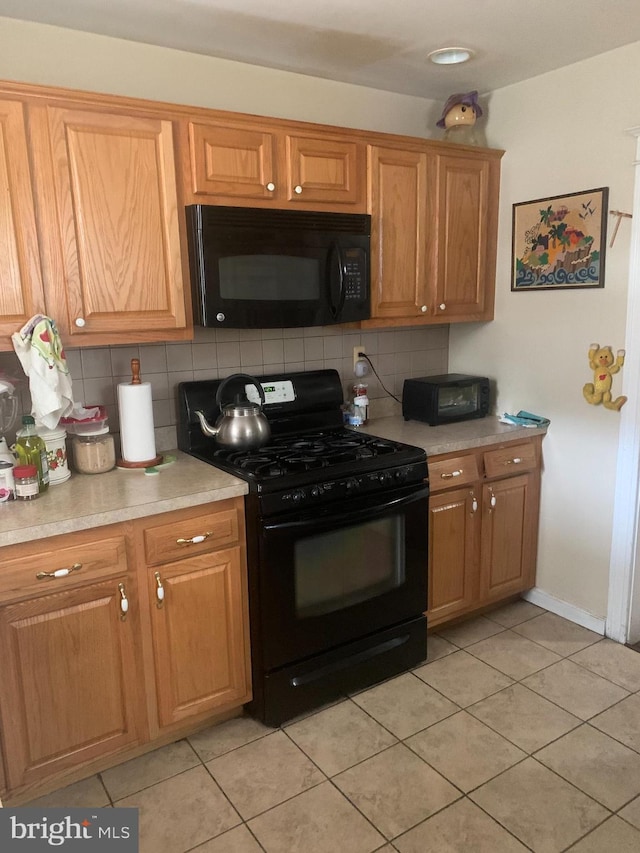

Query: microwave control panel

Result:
[343,249,367,301]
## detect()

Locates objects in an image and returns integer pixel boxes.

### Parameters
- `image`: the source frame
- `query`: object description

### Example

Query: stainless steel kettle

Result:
[195,373,271,450]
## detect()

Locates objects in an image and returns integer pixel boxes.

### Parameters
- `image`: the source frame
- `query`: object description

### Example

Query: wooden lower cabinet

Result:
[427,436,542,628]
[0,497,251,801]
[428,486,478,625]
[0,576,146,791]
[149,548,251,729]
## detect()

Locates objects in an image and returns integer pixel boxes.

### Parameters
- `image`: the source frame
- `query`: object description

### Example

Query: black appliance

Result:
[403,373,490,426]
[185,205,370,329]
[178,370,428,726]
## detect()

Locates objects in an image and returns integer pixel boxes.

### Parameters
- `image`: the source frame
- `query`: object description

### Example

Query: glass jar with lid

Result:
[71,427,116,474]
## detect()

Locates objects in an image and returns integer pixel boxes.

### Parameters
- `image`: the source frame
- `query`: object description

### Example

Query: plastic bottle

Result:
[14,415,50,493]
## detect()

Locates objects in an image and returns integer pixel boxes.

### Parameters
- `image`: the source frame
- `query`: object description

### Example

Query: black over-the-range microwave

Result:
[185,204,371,328]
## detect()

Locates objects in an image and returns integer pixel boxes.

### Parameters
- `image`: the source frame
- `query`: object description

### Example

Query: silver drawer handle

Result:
[176,532,213,546]
[441,469,462,479]
[36,562,82,580]
[505,457,522,465]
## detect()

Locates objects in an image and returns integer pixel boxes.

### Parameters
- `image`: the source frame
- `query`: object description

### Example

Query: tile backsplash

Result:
[0,325,448,450]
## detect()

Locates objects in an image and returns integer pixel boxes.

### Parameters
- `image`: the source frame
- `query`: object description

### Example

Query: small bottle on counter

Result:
[14,415,49,493]
[14,464,40,500]
[352,383,369,426]
[72,427,116,474]
[0,459,15,502]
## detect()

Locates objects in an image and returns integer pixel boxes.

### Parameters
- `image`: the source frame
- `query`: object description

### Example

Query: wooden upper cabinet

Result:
[285,134,365,207]
[0,98,46,347]
[189,120,278,201]
[368,144,429,319]
[29,103,188,344]
[185,118,366,211]
[366,142,502,327]
[433,152,500,322]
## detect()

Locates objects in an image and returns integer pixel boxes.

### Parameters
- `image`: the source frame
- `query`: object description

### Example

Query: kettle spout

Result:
[194,410,219,438]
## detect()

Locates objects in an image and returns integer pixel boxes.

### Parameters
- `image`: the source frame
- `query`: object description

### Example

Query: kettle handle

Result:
[215,373,266,409]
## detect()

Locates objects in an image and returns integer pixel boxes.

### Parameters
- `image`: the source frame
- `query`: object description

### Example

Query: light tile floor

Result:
[25,600,640,852]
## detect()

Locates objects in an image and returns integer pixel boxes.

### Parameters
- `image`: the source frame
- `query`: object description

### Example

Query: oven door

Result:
[258,484,428,670]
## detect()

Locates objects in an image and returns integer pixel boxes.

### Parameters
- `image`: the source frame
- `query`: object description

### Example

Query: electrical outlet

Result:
[353,345,365,372]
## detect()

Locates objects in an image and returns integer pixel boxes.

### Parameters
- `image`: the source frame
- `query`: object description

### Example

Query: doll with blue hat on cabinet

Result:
[436,90,485,146]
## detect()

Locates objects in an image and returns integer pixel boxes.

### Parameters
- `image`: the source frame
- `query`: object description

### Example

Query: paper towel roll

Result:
[117,381,157,463]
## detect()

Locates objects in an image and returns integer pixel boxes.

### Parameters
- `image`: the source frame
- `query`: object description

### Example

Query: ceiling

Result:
[3,0,640,100]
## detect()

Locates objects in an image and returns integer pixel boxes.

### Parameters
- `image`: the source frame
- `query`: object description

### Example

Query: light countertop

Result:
[0,418,546,549]
[0,451,247,548]
[360,414,548,456]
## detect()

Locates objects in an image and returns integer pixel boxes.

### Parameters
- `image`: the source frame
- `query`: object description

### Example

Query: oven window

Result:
[437,384,478,417]
[219,255,320,301]
[294,514,406,618]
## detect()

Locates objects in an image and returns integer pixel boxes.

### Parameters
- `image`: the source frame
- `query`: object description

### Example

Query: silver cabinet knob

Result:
[266,182,275,192]
[294,185,303,194]
[75,317,86,327]
[420,305,427,313]
[439,303,446,311]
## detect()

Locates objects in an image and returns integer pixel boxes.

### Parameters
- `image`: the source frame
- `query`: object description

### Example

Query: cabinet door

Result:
[480,474,538,602]
[149,547,250,729]
[433,154,497,322]
[0,98,46,348]
[285,134,365,209]
[428,486,479,627]
[0,577,145,790]
[31,105,187,340]
[188,120,278,201]
[369,145,429,319]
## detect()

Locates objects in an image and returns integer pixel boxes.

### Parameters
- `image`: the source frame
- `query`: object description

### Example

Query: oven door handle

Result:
[264,484,429,533]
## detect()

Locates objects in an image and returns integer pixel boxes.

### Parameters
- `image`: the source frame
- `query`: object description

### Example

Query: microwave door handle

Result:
[327,242,345,318]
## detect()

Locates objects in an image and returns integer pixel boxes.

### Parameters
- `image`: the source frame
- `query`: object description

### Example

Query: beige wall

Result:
[0,17,438,136]
[451,41,640,619]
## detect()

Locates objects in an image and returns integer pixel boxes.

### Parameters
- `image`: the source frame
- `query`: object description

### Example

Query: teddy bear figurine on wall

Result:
[583,343,627,410]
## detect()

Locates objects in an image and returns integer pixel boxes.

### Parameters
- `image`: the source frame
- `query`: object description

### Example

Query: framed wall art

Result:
[511,187,608,291]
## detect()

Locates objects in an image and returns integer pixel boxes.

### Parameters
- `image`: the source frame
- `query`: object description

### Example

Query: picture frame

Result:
[511,187,608,291]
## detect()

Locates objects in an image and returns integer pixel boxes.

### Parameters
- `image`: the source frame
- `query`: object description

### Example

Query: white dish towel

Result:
[11,315,74,430]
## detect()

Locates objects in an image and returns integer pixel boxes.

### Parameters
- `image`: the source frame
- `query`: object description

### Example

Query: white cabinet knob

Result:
[75,317,86,327]
[439,303,446,311]
[266,182,275,192]
[420,305,427,313]
[294,185,303,194]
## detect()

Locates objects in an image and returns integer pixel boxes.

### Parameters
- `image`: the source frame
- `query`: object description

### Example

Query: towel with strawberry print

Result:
[11,314,74,429]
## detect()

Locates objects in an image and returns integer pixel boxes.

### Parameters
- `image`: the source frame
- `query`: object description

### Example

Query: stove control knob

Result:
[346,478,360,491]
[377,471,392,486]
[291,489,305,503]
[395,467,408,483]
[310,485,322,498]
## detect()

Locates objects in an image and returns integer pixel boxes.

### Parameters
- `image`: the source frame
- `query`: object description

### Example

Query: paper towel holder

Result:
[116,358,163,469]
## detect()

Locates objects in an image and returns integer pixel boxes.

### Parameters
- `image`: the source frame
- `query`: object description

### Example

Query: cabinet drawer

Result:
[483,443,537,478]
[429,454,479,492]
[143,506,240,566]
[0,535,128,601]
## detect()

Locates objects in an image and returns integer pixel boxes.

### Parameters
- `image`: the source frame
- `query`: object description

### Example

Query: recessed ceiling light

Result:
[428,47,475,66]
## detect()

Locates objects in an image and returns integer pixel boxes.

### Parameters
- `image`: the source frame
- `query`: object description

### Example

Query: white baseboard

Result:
[522,588,606,636]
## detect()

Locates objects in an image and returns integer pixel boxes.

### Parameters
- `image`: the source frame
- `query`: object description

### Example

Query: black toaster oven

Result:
[402,374,490,426]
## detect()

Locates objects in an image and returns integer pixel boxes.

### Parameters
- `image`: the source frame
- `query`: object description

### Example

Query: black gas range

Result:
[178,369,429,725]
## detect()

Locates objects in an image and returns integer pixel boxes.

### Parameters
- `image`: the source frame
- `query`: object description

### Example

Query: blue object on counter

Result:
[500,410,550,427]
